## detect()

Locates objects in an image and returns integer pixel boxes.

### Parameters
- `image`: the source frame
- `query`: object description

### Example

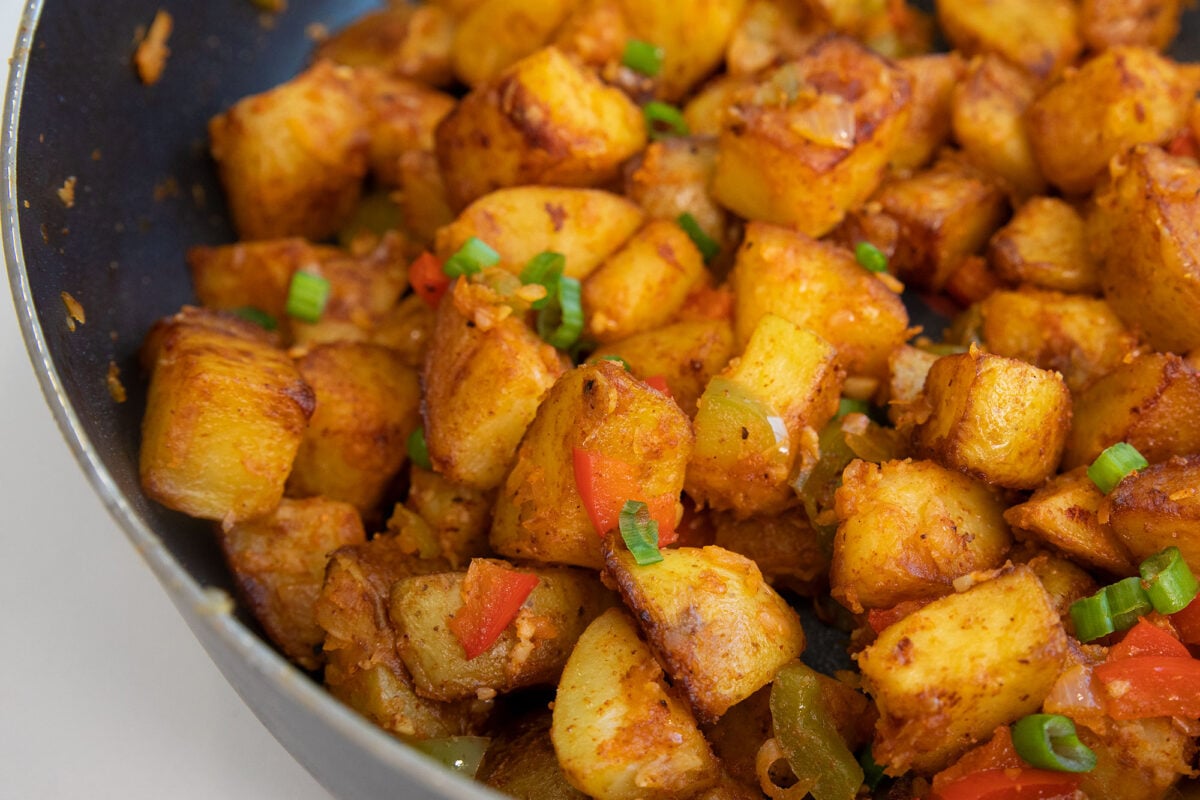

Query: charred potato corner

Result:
[137,0,1200,797]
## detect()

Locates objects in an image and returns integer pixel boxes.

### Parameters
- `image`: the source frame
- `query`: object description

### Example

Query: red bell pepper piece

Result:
[571,447,677,544]
[447,560,539,660]
[644,375,672,398]
[1094,656,1200,720]
[932,769,1083,800]
[1107,619,1190,661]
[409,251,450,308]
[1170,595,1200,645]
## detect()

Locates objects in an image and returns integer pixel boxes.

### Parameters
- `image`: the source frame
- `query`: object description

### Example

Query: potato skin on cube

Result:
[831,459,1012,614]
[208,60,369,241]
[422,279,566,490]
[913,349,1071,490]
[1100,456,1200,573]
[491,360,693,568]
[857,566,1069,774]
[219,497,365,670]
[603,542,806,724]
[550,608,721,800]
[711,36,912,237]
[435,46,646,210]
[139,308,314,523]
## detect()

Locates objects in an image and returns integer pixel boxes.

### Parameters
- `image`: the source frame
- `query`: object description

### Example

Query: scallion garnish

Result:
[537,275,584,349]
[597,354,631,371]
[407,426,432,471]
[837,398,870,419]
[676,212,719,263]
[622,39,664,77]
[285,270,330,323]
[1140,546,1199,614]
[618,500,663,566]
[1087,441,1148,494]
[1069,589,1114,643]
[233,306,277,331]
[644,101,689,140]
[1011,714,1097,773]
[855,241,888,273]
[1106,576,1153,631]
[519,251,565,309]
[444,236,500,278]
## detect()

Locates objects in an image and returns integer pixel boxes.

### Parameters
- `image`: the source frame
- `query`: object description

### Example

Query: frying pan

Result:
[4,1,1198,798]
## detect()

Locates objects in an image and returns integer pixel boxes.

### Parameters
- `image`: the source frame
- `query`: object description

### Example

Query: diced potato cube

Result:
[551,608,721,800]
[208,60,369,241]
[891,52,964,171]
[219,497,365,669]
[831,459,1012,613]
[686,315,844,516]
[389,562,614,701]
[405,467,494,570]
[450,0,576,87]
[914,349,1071,490]
[1077,717,1196,800]
[618,0,749,101]
[725,0,823,79]
[315,4,455,86]
[711,510,829,596]
[355,70,456,187]
[370,293,435,369]
[711,37,912,237]
[684,74,753,137]
[551,0,631,70]
[987,197,1101,293]
[1027,47,1191,195]
[604,542,806,723]
[858,567,1069,774]
[1100,456,1200,573]
[435,47,646,209]
[477,711,586,799]
[936,0,1080,80]
[139,308,314,523]
[394,150,455,245]
[1080,0,1184,52]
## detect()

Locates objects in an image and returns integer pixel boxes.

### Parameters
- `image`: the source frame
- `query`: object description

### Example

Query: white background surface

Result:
[0,2,330,796]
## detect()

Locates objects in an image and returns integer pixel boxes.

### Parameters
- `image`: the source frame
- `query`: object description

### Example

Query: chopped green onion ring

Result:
[232,306,277,331]
[444,236,500,278]
[676,212,720,263]
[519,251,565,310]
[1011,714,1097,774]
[1140,546,1200,615]
[855,241,888,273]
[644,101,689,140]
[1087,441,1148,494]
[537,275,585,350]
[285,270,331,324]
[622,38,664,77]
[1069,589,1114,643]
[618,500,663,566]
[1106,576,1153,632]
[407,426,432,471]
[837,398,870,419]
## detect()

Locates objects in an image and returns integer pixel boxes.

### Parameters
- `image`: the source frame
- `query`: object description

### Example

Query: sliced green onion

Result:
[596,354,631,371]
[644,101,689,140]
[618,500,663,566]
[855,241,888,273]
[837,398,870,419]
[622,39,664,77]
[285,270,330,323]
[232,306,277,331]
[1087,441,1148,494]
[537,275,584,350]
[859,744,886,790]
[1106,576,1153,632]
[1140,546,1199,615]
[407,426,432,471]
[1069,589,1114,643]
[519,251,565,310]
[676,212,719,263]
[1011,714,1097,773]
[444,236,500,278]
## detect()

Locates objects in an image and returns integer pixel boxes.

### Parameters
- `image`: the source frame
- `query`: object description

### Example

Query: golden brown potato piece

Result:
[551,608,721,800]
[1027,48,1192,195]
[988,197,1101,293]
[1077,717,1196,800]
[314,535,469,738]
[452,0,575,87]
[710,510,828,596]
[831,459,1012,614]
[422,278,565,490]
[891,52,964,171]
[583,220,707,343]
[936,0,1080,80]
[435,187,644,281]
[1005,467,1135,576]
[590,319,735,418]
[686,315,844,517]
[951,54,1046,200]
[404,467,494,570]
[604,541,805,723]
[390,562,614,701]
[725,0,824,78]
[286,343,420,516]
[140,308,314,523]
[1020,551,1100,625]
[683,74,753,137]
[316,4,455,86]
[209,60,369,241]
[731,223,909,383]
[477,711,588,800]
[550,0,630,70]
[355,70,456,188]
[1081,0,1184,52]
[1064,353,1200,469]
[913,349,1072,490]
[711,36,912,237]
[491,360,693,568]
[1093,146,1200,354]
[887,344,940,412]
[394,150,456,246]
[858,566,1069,774]
[435,46,646,210]
[219,497,365,670]
[1100,456,1200,573]
[978,288,1137,393]
[370,293,435,369]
